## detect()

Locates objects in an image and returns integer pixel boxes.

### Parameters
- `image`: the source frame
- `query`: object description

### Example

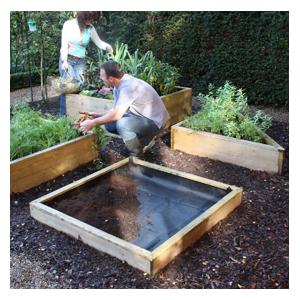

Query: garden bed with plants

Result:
[66,43,192,128]
[10,96,288,288]
[10,103,108,192]
[171,83,285,174]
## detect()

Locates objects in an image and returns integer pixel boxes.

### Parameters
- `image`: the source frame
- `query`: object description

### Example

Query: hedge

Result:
[103,11,288,107]
[10,71,41,91]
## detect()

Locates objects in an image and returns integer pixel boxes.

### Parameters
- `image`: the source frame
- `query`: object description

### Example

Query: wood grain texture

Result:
[171,122,285,174]
[11,134,98,193]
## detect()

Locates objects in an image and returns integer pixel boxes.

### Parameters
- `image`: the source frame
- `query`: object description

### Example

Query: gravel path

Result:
[10,84,60,106]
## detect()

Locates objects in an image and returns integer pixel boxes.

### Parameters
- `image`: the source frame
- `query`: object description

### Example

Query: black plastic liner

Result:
[48,163,231,251]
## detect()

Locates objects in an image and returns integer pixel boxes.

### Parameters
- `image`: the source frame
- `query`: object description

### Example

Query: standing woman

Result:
[59,11,113,115]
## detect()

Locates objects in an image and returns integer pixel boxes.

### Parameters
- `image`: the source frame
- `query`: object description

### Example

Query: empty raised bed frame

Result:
[11,133,98,193]
[171,121,285,174]
[65,86,192,128]
[30,157,242,275]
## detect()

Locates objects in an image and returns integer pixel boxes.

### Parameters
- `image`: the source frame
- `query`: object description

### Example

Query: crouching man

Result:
[80,60,170,156]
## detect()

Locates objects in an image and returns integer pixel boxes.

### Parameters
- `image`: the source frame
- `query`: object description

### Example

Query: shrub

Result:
[10,71,41,91]
[183,82,272,143]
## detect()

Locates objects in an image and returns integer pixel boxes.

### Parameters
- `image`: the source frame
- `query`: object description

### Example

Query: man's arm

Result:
[79,105,128,132]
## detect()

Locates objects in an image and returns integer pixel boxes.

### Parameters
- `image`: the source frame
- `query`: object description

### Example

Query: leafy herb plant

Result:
[10,103,109,160]
[183,82,272,143]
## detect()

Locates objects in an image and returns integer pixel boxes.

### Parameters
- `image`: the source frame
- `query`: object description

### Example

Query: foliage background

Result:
[10,11,73,90]
[10,11,288,106]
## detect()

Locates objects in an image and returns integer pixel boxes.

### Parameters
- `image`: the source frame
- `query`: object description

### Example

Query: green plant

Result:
[79,88,114,100]
[107,42,129,67]
[10,103,109,160]
[86,42,181,96]
[183,82,272,143]
[252,109,272,131]
[92,125,110,148]
[10,11,74,94]
[92,158,103,171]
[83,58,102,90]
[124,49,143,77]
[10,12,288,106]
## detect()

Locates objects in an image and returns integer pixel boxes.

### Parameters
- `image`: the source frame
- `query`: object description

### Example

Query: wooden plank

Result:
[162,87,192,128]
[10,134,98,193]
[132,157,232,190]
[65,94,113,121]
[254,127,285,151]
[150,188,242,274]
[32,158,129,203]
[30,158,130,205]
[30,202,152,273]
[171,124,284,174]
[11,135,97,181]
[277,149,285,175]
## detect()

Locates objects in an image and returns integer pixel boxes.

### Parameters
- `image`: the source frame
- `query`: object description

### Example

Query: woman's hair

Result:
[76,11,101,31]
[100,60,124,79]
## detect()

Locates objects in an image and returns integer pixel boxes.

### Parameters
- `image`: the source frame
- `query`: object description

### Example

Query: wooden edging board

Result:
[65,94,113,121]
[30,157,242,275]
[65,86,192,128]
[11,133,98,193]
[162,86,192,128]
[171,121,285,174]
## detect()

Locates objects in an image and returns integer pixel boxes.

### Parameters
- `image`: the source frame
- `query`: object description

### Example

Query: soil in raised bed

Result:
[47,163,230,251]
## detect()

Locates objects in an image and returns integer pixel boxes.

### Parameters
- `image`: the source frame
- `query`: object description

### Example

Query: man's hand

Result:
[90,112,102,119]
[79,106,123,133]
[80,119,96,133]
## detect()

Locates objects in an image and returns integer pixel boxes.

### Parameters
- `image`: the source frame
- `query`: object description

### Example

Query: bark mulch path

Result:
[10,98,289,289]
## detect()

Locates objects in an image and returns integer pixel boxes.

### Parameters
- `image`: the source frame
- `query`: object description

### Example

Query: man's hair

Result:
[100,60,124,79]
[76,11,101,30]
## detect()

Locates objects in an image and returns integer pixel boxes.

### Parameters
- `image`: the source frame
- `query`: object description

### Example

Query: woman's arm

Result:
[60,21,69,63]
[90,26,113,53]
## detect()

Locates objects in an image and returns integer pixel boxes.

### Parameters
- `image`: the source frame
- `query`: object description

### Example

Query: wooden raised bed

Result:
[65,86,192,128]
[30,157,242,275]
[11,133,98,193]
[171,121,285,174]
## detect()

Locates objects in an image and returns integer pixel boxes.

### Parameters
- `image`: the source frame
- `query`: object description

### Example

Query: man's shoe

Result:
[142,137,156,154]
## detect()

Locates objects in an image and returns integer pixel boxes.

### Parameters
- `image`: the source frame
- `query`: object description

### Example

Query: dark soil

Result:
[28,96,61,116]
[48,169,141,242]
[10,98,289,289]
